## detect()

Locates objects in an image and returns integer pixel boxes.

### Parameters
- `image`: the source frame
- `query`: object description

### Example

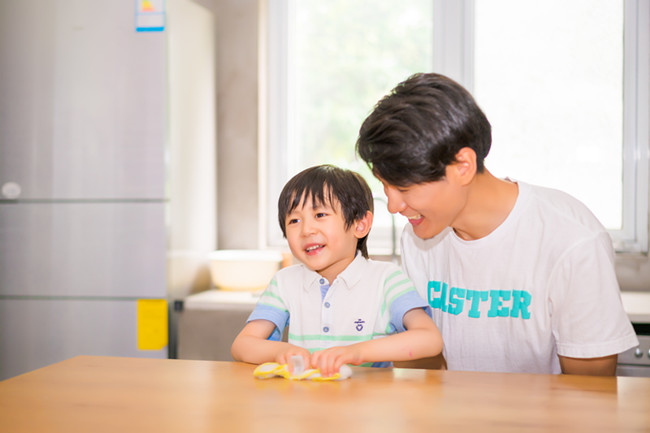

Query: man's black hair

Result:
[356,72,492,187]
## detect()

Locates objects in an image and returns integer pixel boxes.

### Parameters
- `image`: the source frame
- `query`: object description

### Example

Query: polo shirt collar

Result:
[300,251,368,291]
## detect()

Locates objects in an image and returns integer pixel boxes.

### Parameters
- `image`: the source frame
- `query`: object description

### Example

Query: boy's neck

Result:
[452,170,518,241]
[316,253,358,285]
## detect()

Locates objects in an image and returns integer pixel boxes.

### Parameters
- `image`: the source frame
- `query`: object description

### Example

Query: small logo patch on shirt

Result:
[354,319,365,331]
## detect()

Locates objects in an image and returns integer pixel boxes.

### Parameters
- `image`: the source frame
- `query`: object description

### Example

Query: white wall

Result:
[214,0,262,249]
[167,0,218,298]
[166,0,262,298]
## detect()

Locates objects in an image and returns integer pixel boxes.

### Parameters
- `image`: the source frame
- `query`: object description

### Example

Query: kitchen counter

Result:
[1,356,649,432]
[176,289,260,361]
[621,291,650,323]
[185,289,650,321]
[182,288,260,310]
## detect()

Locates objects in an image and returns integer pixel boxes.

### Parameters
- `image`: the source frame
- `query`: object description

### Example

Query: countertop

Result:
[620,291,650,323]
[185,289,650,323]
[182,288,260,310]
[1,356,649,432]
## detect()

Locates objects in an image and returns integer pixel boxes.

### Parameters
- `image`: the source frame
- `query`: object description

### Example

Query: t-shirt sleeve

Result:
[550,232,638,358]
[247,277,290,341]
[383,267,429,334]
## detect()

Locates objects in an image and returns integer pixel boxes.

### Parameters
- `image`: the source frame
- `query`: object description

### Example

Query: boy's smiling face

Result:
[284,193,369,283]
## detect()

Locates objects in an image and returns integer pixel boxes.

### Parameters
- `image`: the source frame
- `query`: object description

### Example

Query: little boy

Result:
[231,165,442,377]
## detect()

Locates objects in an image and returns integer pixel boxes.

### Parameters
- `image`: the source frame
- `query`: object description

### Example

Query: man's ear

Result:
[353,211,373,239]
[450,147,478,186]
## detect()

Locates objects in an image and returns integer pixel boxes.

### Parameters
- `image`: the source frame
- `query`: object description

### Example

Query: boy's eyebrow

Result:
[311,200,337,211]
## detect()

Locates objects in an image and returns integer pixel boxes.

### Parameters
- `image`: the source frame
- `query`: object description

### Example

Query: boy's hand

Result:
[275,345,312,374]
[310,346,363,377]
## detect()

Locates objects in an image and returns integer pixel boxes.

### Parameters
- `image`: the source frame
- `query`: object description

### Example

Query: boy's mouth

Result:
[304,244,324,254]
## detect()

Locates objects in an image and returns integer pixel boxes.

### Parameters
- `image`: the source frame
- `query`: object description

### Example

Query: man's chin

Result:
[413,225,442,240]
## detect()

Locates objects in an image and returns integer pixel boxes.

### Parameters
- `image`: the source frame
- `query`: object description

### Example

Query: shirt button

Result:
[323,326,329,333]
[319,278,325,284]
[324,302,330,308]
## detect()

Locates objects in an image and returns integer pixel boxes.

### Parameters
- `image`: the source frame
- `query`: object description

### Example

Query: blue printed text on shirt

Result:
[427,280,531,319]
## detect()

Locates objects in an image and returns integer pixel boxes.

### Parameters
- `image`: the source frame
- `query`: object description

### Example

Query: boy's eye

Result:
[287,218,299,225]
[315,212,327,218]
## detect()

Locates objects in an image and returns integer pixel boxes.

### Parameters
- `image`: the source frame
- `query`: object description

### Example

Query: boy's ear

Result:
[353,211,373,239]
[450,147,477,186]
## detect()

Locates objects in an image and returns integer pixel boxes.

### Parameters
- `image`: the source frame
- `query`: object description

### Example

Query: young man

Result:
[231,165,442,377]
[356,72,638,376]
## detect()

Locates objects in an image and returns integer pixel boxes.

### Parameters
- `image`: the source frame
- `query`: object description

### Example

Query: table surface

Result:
[1,356,649,433]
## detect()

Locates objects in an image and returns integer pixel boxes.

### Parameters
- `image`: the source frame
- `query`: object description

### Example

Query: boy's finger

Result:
[309,352,318,368]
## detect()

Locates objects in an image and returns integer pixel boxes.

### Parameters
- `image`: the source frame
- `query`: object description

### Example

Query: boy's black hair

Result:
[356,72,492,187]
[278,165,374,258]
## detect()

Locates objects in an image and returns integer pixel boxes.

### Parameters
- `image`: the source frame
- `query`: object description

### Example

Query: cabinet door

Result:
[0,0,165,199]
[0,202,166,298]
[0,298,167,380]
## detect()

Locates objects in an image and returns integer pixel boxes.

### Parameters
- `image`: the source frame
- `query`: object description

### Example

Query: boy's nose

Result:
[300,219,316,236]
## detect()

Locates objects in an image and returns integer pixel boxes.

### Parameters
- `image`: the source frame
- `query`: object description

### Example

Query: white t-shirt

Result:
[401,181,638,374]
[248,253,428,366]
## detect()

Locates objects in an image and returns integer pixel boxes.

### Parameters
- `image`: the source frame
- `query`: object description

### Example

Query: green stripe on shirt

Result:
[258,289,287,310]
[288,333,377,343]
[381,271,415,315]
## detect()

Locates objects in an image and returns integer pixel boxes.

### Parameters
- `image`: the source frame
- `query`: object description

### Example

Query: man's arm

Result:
[393,354,446,370]
[558,354,618,376]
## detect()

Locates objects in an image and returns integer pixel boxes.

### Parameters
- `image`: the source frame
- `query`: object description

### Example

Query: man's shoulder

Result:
[522,182,606,233]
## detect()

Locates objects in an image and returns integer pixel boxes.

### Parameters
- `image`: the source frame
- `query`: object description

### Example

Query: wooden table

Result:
[0,356,648,432]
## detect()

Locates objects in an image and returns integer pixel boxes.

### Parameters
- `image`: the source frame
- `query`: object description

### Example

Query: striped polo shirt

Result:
[247,253,429,365]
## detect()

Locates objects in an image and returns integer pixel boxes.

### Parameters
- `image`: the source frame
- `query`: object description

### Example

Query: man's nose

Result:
[384,187,406,214]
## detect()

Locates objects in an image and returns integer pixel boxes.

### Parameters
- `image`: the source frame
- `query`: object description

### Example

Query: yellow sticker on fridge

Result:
[137,299,168,350]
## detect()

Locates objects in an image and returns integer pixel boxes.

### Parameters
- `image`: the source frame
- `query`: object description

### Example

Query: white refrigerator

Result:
[0,0,169,380]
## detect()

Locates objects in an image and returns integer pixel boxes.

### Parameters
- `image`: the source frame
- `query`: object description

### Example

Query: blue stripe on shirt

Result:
[248,304,290,341]
[389,290,430,333]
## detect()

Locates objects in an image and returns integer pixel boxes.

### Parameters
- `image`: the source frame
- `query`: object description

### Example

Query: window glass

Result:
[270,0,434,251]
[291,0,433,178]
[474,0,624,229]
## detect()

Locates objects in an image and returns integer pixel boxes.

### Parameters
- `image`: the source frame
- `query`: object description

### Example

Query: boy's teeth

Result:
[306,245,323,252]
[408,215,422,220]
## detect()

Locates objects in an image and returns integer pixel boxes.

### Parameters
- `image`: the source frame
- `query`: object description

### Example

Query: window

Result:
[471,0,649,252]
[265,0,433,254]
[265,0,649,254]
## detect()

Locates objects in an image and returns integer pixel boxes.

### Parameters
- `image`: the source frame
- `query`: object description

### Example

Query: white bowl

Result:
[207,249,283,292]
